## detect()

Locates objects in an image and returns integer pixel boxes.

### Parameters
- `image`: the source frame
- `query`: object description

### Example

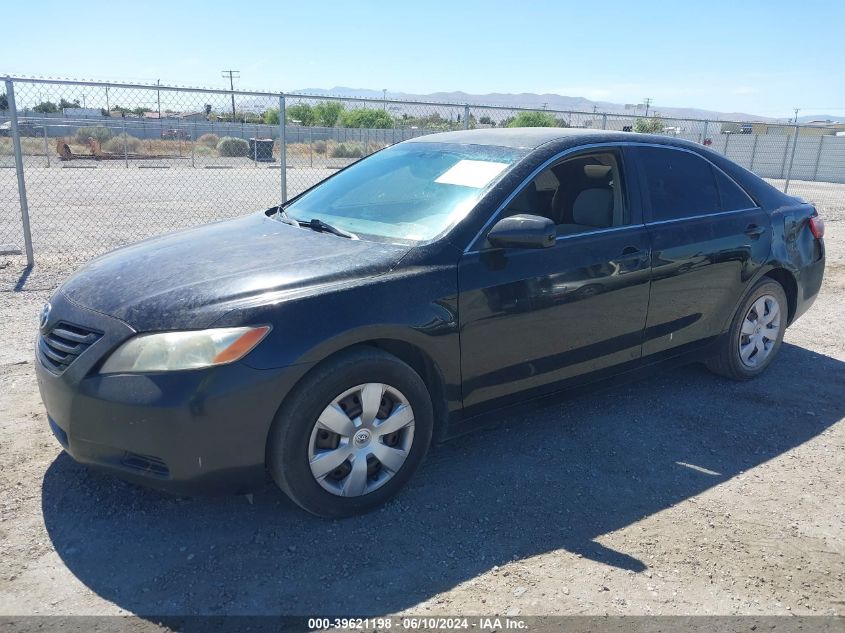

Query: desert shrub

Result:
[313,140,327,155]
[216,136,249,157]
[196,133,219,148]
[329,142,365,158]
[102,133,143,153]
[74,125,113,145]
[193,144,216,156]
[506,112,557,128]
[634,117,665,133]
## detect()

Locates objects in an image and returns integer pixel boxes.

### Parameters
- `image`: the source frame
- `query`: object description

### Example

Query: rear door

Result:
[632,145,772,359]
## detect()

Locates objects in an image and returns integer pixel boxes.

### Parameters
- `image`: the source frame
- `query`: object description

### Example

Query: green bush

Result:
[102,133,143,153]
[286,104,316,126]
[314,101,344,127]
[74,125,113,145]
[506,112,557,128]
[196,133,219,148]
[339,108,394,129]
[634,117,665,133]
[329,142,365,158]
[216,136,249,157]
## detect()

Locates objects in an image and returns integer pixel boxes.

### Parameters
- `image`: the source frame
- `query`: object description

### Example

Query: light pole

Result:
[382,89,387,110]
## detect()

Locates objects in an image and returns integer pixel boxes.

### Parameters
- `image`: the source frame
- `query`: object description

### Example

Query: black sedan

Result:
[35,128,826,517]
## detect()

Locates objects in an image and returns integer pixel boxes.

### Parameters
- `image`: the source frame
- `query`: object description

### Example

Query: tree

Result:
[313,101,344,127]
[340,108,394,129]
[59,98,81,109]
[0,93,7,110]
[33,101,60,113]
[506,111,557,127]
[479,115,493,125]
[262,107,280,125]
[286,103,315,126]
[634,116,664,133]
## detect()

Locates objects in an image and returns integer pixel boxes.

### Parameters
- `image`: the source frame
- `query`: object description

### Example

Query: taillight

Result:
[808,214,825,239]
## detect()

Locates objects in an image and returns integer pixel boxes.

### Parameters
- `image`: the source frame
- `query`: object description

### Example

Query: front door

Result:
[458,149,652,409]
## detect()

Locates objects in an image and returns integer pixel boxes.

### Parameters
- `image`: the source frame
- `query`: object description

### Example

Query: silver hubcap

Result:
[308,383,415,497]
[738,294,781,368]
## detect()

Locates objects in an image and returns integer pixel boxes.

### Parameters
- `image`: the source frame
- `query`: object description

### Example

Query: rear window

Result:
[638,147,719,222]
[714,169,756,211]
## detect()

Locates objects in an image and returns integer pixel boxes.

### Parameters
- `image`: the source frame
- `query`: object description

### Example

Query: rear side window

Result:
[638,147,719,222]
[714,169,756,211]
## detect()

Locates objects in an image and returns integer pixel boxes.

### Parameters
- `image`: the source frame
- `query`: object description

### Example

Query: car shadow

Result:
[41,342,845,616]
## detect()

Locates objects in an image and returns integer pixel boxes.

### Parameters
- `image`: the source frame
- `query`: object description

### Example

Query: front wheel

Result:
[706,278,788,380]
[268,348,433,518]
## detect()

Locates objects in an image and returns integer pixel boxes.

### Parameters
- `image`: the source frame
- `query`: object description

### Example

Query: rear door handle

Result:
[745,224,766,238]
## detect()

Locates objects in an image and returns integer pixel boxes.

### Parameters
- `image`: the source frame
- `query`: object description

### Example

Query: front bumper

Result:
[35,292,310,495]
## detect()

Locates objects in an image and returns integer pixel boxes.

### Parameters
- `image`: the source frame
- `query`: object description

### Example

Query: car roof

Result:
[403,127,696,151]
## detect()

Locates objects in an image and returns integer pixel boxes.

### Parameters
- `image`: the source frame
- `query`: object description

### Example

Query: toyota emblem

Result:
[39,302,51,332]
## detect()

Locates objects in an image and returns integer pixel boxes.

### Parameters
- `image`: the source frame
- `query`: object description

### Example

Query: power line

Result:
[221,70,240,121]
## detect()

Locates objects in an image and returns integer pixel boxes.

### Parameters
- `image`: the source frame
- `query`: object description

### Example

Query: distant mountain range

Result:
[294,87,788,122]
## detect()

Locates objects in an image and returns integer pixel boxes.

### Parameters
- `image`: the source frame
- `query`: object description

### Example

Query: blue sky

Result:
[4,0,844,118]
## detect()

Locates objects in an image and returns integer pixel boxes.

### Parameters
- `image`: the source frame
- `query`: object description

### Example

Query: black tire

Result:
[268,347,433,518]
[706,278,788,381]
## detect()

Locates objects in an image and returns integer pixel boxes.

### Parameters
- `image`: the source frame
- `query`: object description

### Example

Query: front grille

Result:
[38,322,102,373]
[121,452,170,478]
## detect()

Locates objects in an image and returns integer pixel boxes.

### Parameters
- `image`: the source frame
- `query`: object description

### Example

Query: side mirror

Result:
[487,214,556,249]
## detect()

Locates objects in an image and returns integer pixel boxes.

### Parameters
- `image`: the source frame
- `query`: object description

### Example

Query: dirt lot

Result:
[0,176,843,619]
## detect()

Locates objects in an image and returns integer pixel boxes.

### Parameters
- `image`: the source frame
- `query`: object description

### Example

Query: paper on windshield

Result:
[434,160,509,189]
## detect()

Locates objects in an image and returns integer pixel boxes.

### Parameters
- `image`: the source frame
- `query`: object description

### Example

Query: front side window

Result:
[501,151,628,236]
[283,142,526,243]
[638,147,720,221]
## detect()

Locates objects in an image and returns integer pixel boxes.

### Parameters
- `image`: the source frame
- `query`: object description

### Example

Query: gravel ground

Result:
[0,178,843,619]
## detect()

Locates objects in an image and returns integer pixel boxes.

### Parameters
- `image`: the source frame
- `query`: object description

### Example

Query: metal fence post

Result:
[279,94,287,204]
[749,134,759,172]
[701,120,709,145]
[784,124,800,193]
[464,104,470,130]
[812,136,824,182]
[601,113,607,130]
[5,78,34,267]
[43,125,50,168]
[122,118,128,168]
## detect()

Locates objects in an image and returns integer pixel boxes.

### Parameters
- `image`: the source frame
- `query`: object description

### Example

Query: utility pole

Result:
[643,97,653,117]
[382,88,387,110]
[105,86,109,113]
[156,79,161,118]
[222,70,240,121]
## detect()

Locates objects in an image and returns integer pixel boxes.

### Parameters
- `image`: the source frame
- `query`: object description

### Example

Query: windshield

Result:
[283,142,526,243]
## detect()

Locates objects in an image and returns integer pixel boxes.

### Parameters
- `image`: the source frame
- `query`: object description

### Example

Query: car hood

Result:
[59,212,411,331]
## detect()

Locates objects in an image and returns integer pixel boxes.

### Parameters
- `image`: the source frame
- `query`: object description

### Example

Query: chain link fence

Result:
[2,76,843,288]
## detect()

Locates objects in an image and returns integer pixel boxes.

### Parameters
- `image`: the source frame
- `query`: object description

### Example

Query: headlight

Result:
[100,325,271,374]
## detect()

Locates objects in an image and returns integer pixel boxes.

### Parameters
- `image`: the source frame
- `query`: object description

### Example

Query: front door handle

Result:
[621,246,643,256]
[745,224,766,238]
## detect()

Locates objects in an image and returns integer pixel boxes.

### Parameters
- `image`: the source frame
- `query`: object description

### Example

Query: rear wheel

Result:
[706,278,787,380]
[268,348,433,518]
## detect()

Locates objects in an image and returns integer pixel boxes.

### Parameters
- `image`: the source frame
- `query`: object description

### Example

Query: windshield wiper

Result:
[300,218,358,240]
[273,206,358,239]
